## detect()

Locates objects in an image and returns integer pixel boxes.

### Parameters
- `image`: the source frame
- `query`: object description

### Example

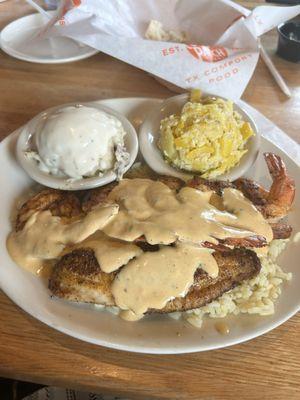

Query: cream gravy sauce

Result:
[7,204,118,273]
[112,244,218,318]
[69,231,142,273]
[104,179,273,245]
[215,321,230,335]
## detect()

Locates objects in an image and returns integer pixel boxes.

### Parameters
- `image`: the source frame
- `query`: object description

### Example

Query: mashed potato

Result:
[158,95,254,178]
[27,105,128,180]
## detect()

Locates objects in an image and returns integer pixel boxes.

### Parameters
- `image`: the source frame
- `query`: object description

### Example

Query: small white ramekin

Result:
[139,93,260,181]
[16,101,139,190]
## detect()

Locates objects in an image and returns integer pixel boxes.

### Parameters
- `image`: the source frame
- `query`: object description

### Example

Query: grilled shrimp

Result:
[235,153,295,221]
[202,235,267,251]
[187,152,295,247]
[262,152,295,220]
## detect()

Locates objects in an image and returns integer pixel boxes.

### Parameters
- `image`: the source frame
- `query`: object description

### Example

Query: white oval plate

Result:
[0,97,299,354]
[0,13,98,64]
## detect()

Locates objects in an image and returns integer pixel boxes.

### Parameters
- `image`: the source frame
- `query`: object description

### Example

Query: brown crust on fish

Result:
[156,176,185,192]
[82,182,118,213]
[186,176,234,195]
[16,189,82,231]
[157,248,261,313]
[49,248,116,306]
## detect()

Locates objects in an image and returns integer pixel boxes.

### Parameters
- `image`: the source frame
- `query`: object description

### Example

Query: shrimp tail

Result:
[202,235,267,251]
[221,235,267,248]
[265,152,289,181]
[262,152,295,220]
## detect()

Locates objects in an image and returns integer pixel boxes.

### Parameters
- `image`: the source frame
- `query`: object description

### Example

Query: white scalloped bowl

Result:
[16,102,139,190]
[139,93,260,181]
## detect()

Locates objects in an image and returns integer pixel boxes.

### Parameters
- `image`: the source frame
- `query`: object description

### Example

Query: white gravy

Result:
[69,231,142,273]
[7,204,118,274]
[104,179,273,245]
[112,244,218,318]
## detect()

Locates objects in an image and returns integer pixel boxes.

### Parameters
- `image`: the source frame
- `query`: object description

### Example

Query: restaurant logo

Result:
[186,45,228,62]
[58,0,81,25]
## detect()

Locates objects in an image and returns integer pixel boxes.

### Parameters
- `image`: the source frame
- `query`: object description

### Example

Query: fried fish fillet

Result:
[48,247,261,313]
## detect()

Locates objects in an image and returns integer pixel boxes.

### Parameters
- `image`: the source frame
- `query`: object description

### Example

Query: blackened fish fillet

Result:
[49,247,261,313]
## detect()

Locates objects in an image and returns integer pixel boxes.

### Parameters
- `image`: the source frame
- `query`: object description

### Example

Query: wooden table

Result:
[0,2,299,399]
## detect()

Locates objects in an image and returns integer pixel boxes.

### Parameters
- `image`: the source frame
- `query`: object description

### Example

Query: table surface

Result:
[0,1,299,399]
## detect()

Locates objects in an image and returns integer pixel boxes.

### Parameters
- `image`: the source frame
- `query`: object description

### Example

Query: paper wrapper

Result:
[45,0,300,99]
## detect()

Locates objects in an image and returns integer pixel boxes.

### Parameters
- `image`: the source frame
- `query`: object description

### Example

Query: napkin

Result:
[45,0,300,99]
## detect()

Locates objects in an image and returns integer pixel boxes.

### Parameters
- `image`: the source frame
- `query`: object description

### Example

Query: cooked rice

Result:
[181,239,292,328]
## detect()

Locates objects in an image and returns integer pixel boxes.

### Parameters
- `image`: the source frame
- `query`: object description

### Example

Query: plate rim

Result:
[0,12,99,64]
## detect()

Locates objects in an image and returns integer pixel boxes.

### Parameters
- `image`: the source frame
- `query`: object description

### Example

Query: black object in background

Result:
[0,378,44,400]
[277,22,300,62]
[266,0,300,4]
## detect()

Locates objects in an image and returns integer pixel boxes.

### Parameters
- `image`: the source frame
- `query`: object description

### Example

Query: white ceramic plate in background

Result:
[16,102,139,190]
[0,13,98,64]
[140,93,260,181]
[0,97,299,354]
